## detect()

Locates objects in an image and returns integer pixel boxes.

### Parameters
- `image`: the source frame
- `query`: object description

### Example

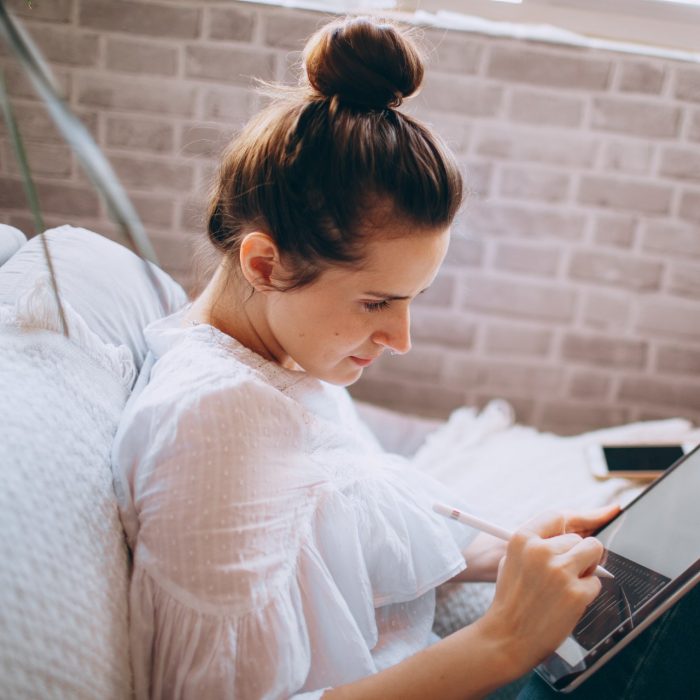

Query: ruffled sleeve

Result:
[127,476,470,699]
[113,332,476,699]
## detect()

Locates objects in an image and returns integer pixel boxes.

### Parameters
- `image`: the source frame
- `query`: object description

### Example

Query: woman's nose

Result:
[372,308,412,355]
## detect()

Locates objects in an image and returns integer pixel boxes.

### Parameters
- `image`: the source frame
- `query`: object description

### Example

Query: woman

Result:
[111,15,695,700]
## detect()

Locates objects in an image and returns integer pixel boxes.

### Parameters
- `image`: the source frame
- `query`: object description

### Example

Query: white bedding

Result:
[0,280,135,700]
[414,399,700,526]
[359,398,700,640]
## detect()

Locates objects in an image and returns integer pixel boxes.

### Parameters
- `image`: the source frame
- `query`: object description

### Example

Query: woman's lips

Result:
[349,356,375,367]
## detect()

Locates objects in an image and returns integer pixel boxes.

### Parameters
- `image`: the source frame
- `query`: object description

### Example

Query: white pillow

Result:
[0,227,186,699]
[0,224,27,266]
[0,299,134,699]
[0,225,187,370]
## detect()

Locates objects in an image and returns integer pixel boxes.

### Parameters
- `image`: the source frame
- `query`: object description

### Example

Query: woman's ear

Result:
[238,232,286,291]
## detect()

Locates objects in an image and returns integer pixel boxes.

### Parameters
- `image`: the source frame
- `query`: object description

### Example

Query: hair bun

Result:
[303,17,424,110]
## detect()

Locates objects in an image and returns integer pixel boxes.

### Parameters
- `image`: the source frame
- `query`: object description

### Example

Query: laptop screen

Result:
[536,445,700,690]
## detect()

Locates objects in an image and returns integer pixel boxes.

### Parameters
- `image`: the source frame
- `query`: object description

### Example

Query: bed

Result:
[2,225,697,699]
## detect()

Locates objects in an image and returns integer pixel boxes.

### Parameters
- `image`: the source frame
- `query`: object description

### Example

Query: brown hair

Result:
[206,16,463,289]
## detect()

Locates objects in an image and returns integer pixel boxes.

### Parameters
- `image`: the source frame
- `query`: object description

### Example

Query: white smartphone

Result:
[586,443,694,480]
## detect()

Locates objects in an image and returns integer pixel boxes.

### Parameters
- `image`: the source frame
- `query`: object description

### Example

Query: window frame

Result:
[395,0,700,56]
[241,0,700,57]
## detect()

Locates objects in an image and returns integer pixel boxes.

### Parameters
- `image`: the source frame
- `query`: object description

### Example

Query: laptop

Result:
[535,443,700,692]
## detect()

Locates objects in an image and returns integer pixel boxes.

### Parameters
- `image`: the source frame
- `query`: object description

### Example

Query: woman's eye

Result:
[362,300,390,313]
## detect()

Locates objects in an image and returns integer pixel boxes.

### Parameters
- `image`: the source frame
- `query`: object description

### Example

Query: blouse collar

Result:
[144,304,314,392]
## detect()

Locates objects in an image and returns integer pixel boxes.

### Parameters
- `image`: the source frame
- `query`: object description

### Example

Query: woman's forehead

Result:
[360,228,450,267]
[319,229,450,291]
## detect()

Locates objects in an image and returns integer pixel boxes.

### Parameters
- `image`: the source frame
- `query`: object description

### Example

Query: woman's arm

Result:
[326,613,523,700]
[324,506,619,700]
[449,532,506,583]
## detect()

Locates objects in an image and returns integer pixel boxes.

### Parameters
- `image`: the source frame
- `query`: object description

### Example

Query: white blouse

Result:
[111,307,477,700]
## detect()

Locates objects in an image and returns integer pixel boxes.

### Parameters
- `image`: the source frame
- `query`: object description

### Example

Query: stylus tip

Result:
[595,565,615,579]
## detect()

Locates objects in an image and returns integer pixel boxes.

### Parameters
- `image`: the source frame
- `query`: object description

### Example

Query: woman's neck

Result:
[184,263,299,370]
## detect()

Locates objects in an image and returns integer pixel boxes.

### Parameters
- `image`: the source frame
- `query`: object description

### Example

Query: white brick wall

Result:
[2,0,700,434]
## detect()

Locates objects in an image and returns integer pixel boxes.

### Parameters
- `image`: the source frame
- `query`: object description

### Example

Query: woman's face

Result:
[265,227,450,386]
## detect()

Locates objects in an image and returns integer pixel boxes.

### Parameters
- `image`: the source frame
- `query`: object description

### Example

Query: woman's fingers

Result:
[519,510,569,539]
[573,568,604,606]
[511,530,606,578]
[557,536,606,578]
[563,504,621,535]
[520,504,621,541]
[544,532,584,555]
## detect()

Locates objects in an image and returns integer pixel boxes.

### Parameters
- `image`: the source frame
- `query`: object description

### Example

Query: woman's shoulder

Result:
[113,332,313,477]
[132,310,311,415]
[140,348,307,441]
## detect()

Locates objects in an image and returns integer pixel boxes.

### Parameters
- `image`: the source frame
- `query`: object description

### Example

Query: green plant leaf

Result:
[0,67,69,336]
[0,4,171,315]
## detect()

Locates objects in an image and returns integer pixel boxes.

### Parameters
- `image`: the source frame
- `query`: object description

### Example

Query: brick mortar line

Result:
[20,58,700,122]
[19,5,700,74]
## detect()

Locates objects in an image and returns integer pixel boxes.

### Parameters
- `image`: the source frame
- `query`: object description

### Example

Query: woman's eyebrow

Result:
[362,288,429,301]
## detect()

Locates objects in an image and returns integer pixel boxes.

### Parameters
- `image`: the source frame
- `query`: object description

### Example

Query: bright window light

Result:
[650,0,700,5]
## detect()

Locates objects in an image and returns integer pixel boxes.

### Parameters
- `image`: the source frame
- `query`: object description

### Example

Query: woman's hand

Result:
[327,505,623,700]
[475,505,620,677]
[449,504,620,584]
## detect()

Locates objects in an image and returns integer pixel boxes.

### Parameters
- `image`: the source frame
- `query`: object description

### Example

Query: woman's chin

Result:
[317,361,366,387]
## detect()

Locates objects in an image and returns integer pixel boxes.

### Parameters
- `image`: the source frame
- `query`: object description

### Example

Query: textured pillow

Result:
[0,227,186,699]
[0,225,187,370]
[0,224,26,266]
[0,285,134,699]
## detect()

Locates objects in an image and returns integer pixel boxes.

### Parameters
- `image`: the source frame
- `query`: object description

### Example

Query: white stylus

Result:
[433,502,614,579]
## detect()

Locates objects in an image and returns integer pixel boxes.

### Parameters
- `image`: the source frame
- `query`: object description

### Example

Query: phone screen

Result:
[603,445,684,473]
